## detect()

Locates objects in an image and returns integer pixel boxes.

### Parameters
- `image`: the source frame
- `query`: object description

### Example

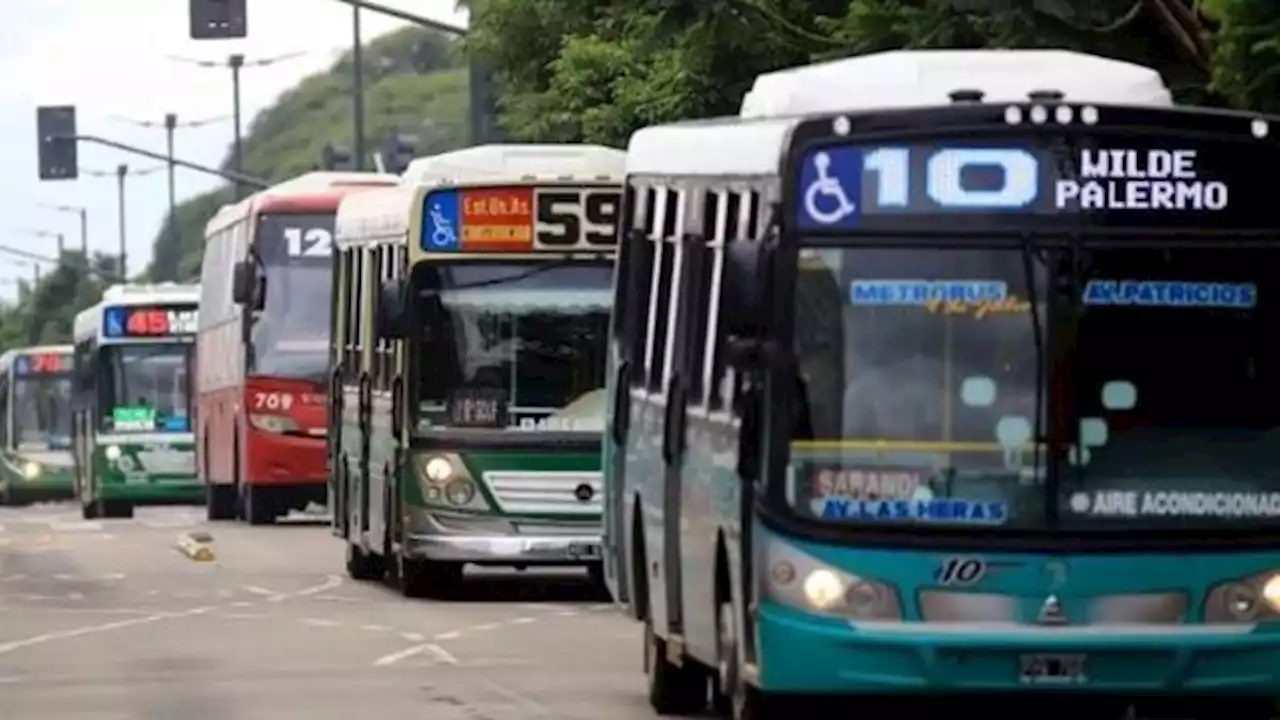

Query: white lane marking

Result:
[470,622,500,632]
[49,521,103,532]
[435,631,461,640]
[52,572,125,582]
[315,595,361,603]
[0,606,216,656]
[361,624,389,632]
[228,601,253,608]
[0,575,343,656]
[242,586,275,596]
[400,632,425,642]
[299,618,340,628]
[0,606,152,616]
[218,612,267,620]
[556,610,579,617]
[0,574,28,582]
[510,617,536,625]
[372,642,458,667]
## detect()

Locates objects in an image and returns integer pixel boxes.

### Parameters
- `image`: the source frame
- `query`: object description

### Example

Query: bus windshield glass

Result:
[1058,247,1280,530]
[251,212,335,382]
[13,374,72,450]
[788,247,1048,530]
[414,261,612,433]
[99,343,193,434]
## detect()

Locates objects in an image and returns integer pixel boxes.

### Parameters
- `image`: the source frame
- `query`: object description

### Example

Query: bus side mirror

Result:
[232,261,266,312]
[376,278,407,340]
[721,241,772,369]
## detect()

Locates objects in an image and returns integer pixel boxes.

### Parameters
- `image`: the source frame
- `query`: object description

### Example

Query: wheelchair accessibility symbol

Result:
[797,148,862,229]
[422,189,460,251]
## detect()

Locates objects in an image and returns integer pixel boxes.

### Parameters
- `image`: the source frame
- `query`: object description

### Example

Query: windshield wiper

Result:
[1019,232,1046,496]
[421,258,578,295]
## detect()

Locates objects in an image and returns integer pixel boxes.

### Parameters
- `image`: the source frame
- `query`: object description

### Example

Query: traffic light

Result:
[321,143,353,171]
[381,132,419,175]
[189,0,247,39]
[36,105,78,181]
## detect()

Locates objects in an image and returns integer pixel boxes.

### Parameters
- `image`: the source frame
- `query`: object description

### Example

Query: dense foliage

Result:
[464,0,1280,147]
[0,26,472,352]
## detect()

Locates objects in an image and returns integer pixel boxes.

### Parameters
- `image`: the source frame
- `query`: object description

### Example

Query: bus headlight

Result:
[761,536,901,620]
[249,414,298,434]
[104,445,122,461]
[444,479,476,506]
[21,461,41,480]
[424,457,454,482]
[1207,571,1280,622]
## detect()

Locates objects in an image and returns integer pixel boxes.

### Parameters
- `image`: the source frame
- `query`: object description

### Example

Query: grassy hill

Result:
[146,25,472,281]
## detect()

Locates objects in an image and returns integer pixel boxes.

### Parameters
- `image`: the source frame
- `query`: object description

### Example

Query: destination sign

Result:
[793,135,1273,232]
[14,352,71,375]
[103,304,198,339]
[422,185,622,253]
[256,213,336,264]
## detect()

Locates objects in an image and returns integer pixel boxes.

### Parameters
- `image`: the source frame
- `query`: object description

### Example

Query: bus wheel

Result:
[244,488,277,526]
[206,483,236,521]
[400,557,461,599]
[81,497,99,520]
[645,616,709,715]
[101,501,133,520]
[345,541,383,581]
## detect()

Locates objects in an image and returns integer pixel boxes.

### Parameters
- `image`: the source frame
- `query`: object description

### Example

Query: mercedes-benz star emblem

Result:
[1038,594,1067,625]
[573,483,594,502]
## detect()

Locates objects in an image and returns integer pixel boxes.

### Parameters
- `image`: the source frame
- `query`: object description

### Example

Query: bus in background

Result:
[606,49,1280,718]
[333,145,624,597]
[0,345,74,505]
[197,171,398,525]
[72,284,199,520]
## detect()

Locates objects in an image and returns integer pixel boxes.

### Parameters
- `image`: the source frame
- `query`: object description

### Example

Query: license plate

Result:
[1018,654,1087,685]
[567,542,601,559]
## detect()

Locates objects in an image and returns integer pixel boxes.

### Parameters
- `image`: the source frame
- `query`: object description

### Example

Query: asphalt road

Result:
[0,502,668,720]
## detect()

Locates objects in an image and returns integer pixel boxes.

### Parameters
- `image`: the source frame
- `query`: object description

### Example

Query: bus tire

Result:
[345,541,383,581]
[244,487,276,526]
[645,616,709,715]
[399,557,461,599]
[81,497,99,520]
[206,483,236,521]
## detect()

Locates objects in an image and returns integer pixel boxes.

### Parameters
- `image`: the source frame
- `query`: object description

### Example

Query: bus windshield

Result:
[13,375,71,450]
[787,246,1048,530]
[99,343,193,434]
[414,261,612,433]
[251,212,334,383]
[1059,246,1280,529]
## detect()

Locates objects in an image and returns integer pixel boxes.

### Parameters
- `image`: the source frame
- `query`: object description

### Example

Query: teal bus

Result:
[0,345,74,504]
[602,49,1280,717]
[72,284,200,519]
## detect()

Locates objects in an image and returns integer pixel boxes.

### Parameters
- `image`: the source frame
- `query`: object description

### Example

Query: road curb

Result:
[175,531,215,562]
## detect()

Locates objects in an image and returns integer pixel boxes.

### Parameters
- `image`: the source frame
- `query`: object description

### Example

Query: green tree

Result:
[465,0,1280,147]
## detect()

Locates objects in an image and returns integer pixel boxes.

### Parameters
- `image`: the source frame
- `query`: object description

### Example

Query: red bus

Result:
[196,172,398,524]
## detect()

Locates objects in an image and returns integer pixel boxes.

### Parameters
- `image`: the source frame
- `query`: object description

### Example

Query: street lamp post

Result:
[116,164,128,280]
[166,52,305,198]
[37,203,88,254]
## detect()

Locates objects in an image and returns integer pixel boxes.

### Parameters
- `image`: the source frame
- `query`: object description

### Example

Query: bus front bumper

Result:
[757,599,1280,695]
[404,532,603,565]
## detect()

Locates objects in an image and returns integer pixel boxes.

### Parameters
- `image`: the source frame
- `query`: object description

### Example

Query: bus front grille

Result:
[482,471,602,516]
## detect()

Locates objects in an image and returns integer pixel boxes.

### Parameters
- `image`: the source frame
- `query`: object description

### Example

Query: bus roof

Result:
[402,144,626,187]
[73,283,200,343]
[0,344,73,374]
[627,49,1173,177]
[334,183,422,249]
[206,171,399,236]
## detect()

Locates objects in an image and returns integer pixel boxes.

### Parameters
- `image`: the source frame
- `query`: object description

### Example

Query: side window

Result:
[645,188,679,394]
[689,190,725,409]
[0,373,9,447]
[708,190,758,412]
[623,187,657,384]
[373,245,393,390]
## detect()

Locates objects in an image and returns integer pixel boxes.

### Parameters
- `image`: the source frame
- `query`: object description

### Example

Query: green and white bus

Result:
[72,284,200,519]
[0,345,75,505]
[332,144,624,597]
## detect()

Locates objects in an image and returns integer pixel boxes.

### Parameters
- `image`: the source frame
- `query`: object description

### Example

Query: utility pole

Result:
[116,164,128,281]
[352,6,365,170]
[36,203,88,255]
[165,52,305,197]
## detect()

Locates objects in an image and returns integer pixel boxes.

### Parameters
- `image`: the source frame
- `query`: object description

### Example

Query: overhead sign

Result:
[793,134,1266,232]
[422,185,621,253]
[103,304,198,339]
[14,352,71,376]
